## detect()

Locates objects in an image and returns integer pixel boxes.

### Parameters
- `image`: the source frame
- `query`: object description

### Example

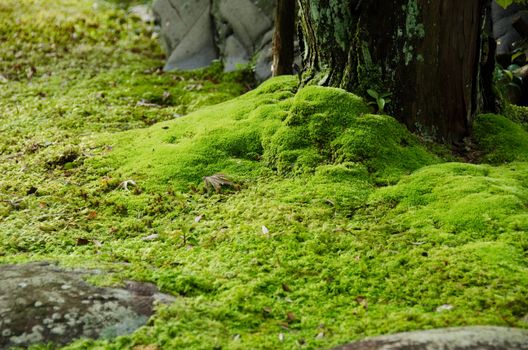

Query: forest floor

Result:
[1,1,528,349]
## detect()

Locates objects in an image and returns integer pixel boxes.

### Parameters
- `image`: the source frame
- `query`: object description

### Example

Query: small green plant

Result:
[494,64,523,102]
[367,89,391,113]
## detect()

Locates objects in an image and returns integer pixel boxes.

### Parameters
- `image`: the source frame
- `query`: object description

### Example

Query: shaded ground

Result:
[1,1,528,350]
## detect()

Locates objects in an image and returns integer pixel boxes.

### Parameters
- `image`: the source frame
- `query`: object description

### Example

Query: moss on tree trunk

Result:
[298,0,496,142]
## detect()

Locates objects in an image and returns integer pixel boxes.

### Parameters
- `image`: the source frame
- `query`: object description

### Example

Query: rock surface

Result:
[153,0,278,80]
[492,1,528,63]
[153,0,217,71]
[331,326,528,350]
[0,262,175,349]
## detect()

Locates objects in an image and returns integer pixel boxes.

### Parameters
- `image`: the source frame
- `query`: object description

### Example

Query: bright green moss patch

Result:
[97,83,437,193]
[473,114,528,164]
[503,103,528,130]
[265,86,438,182]
[367,162,528,246]
[88,76,298,192]
[2,1,528,350]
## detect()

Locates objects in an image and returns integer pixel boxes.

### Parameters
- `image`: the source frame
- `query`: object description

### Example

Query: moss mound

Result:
[473,114,528,164]
[264,86,438,183]
[89,76,298,191]
[503,104,528,130]
[368,162,528,244]
[96,82,437,191]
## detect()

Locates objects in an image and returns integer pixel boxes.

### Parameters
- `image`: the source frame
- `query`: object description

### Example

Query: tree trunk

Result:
[272,0,296,76]
[298,0,496,142]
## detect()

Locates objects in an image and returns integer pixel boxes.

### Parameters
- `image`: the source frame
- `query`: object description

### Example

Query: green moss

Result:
[265,86,438,183]
[88,76,298,192]
[94,83,437,193]
[2,1,528,350]
[503,104,528,130]
[474,114,528,163]
[401,0,425,66]
[368,162,528,244]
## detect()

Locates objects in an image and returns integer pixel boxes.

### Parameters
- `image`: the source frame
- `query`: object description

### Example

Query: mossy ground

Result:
[1,1,528,350]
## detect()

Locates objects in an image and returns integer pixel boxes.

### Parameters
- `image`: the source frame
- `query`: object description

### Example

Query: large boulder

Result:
[153,0,277,80]
[492,1,528,65]
[152,0,217,71]
[0,262,175,349]
[331,326,528,350]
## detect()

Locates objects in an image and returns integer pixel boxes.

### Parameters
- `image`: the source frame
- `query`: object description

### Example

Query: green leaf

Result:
[367,89,379,99]
[495,0,514,8]
[511,51,525,62]
[377,98,386,111]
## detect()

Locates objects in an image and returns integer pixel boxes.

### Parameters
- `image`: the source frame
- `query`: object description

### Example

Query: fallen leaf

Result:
[280,323,291,331]
[136,100,161,108]
[118,179,137,191]
[203,173,238,193]
[26,66,36,79]
[76,238,90,246]
[184,83,203,91]
[142,234,159,241]
[261,225,269,235]
[324,198,335,206]
[436,304,454,312]
[194,215,203,223]
[356,296,368,310]
[278,333,285,342]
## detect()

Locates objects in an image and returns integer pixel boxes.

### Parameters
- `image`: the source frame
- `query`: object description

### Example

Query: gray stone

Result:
[152,0,280,80]
[152,0,217,71]
[0,262,175,349]
[213,0,275,76]
[492,1,528,57]
[331,326,528,350]
[216,0,272,53]
[151,0,302,80]
[223,35,250,72]
[254,41,273,81]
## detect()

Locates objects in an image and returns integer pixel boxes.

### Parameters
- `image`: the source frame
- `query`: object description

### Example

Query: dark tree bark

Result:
[272,0,296,76]
[298,0,496,142]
